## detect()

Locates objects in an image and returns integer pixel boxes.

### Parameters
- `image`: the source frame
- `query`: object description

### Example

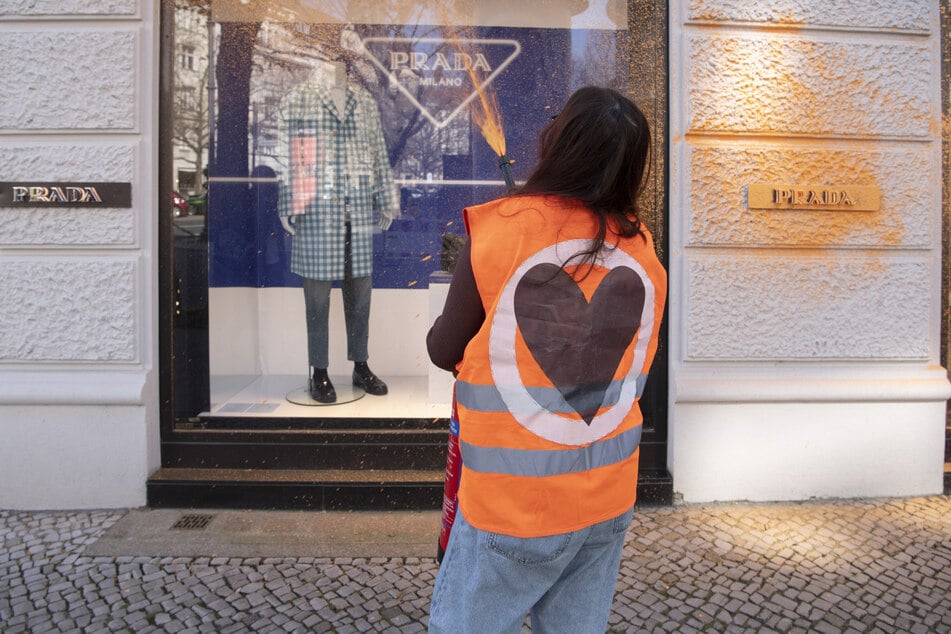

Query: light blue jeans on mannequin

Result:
[428,506,634,634]
[302,275,370,368]
[301,220,371,369]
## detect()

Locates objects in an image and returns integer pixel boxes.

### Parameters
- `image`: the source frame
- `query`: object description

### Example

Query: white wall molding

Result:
[675,366,951,404]
[0,369,149,405]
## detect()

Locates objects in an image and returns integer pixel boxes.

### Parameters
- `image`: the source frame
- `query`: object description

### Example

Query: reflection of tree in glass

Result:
[263,19,474,181]
[188,0,490,183]
[173,1,212,189]
[359,23,468,175]
[174,63,210,183]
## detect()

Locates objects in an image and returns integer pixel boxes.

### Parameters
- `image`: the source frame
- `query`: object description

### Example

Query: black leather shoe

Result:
[309,369,337,403]
[352,362,388,396]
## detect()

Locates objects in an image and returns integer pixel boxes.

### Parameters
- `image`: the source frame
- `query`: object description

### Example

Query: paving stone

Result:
[2,498,949,633]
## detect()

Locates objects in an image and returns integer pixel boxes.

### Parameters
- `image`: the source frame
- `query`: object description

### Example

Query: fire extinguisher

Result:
[437,385,462,564]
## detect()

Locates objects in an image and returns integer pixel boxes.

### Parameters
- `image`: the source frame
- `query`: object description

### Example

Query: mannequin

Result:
[278,47,399,404]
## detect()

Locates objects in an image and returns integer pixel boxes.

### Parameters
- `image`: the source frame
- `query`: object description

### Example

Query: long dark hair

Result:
[516,86,651,268]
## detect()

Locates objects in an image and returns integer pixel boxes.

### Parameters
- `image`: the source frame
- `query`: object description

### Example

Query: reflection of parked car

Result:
[185,190,206,216]
[172,191,188,216]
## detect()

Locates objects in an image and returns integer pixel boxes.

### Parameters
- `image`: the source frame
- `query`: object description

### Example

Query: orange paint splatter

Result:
[442,24,507,158]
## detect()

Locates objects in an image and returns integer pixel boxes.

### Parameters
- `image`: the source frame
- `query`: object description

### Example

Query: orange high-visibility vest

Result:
[454,195,667,538]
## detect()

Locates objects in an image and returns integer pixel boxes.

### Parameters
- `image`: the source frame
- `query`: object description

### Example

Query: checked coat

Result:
[278,68,399,281]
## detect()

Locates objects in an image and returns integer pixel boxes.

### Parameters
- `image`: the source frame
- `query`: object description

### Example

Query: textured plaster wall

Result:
[685,255,931,360]
[0,4,156,509]
[0,30,141,362]
[0,31,137,130]
[687,146,934,248]
[0,143,136,245]
[0,259,137,361]
[675,2,943,364]
[669,1,947,501]
[686,0,932,32]
[0,1,136,15]
[687,36,932,139]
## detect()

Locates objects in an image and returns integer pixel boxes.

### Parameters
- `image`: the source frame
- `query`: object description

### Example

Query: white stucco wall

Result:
[669,0,949,502]
[0,0,945,510]
[0,2,158,509]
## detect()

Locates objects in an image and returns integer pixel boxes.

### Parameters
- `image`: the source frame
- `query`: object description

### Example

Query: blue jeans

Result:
[301,221,371,368]
[302,275,371,367]
[428,506,634,633]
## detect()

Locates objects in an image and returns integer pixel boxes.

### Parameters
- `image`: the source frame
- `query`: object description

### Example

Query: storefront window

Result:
[165,0,647,425]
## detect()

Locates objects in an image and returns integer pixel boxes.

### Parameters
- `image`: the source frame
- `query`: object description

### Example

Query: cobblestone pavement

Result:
[1,496,949,633]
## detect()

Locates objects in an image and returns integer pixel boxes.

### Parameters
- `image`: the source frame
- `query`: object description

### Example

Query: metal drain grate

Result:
[171,513,214,530]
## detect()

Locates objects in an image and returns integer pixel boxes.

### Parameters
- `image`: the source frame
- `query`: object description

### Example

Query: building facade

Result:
[0,0,947,510]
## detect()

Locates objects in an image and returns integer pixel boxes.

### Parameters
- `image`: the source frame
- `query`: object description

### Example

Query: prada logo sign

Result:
[748,184,879,212]
[0,182,132,207]
[362,37,521,129]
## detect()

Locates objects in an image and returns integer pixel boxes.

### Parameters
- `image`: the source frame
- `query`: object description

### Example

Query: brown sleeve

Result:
[426,239,485,373]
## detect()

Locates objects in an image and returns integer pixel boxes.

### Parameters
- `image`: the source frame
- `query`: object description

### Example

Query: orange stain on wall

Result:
[735,34,903,253]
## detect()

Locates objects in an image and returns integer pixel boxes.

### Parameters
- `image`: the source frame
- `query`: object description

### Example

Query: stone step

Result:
[147,467,674,511]
[162,427,449,471]
[147,467,445,511]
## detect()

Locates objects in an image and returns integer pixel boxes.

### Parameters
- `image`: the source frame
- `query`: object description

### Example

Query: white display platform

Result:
[285,382,365,406]
[208,275,457,413]
[209,374,451,419]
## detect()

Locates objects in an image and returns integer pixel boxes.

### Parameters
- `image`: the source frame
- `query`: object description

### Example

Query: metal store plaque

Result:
[748,184,879,212]
[0,182,132,208]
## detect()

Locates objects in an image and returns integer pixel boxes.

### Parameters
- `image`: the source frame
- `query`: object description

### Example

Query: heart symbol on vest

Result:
[514,263,645,425]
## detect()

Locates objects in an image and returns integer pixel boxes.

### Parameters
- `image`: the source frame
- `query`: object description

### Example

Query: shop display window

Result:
[163,0,661,427]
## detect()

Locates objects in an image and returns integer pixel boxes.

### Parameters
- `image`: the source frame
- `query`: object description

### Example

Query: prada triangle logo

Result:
[362,37,521,130]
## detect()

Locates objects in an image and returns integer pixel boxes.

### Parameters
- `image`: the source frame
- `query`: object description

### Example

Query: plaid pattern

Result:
[278,74,399,280]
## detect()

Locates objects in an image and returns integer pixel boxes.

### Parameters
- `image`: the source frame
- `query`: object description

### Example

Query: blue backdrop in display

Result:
[208,25,627,288]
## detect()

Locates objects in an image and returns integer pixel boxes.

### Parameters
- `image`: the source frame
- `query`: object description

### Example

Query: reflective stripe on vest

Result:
[460,425,641,477]
[455,374,649,414]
